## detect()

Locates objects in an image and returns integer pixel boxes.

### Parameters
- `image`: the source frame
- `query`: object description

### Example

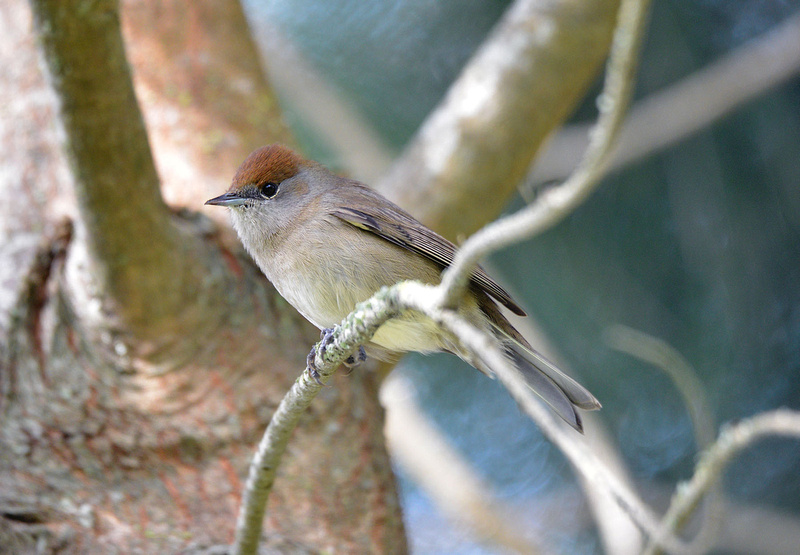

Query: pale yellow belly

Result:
[370,313,445,353]
[264,217,450,355]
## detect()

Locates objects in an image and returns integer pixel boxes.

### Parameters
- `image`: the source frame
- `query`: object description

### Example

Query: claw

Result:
[306,328,336,385]
[344,346,367,368]
[318,327,335,358]
[343,346,367,375]
[306,348,323,385]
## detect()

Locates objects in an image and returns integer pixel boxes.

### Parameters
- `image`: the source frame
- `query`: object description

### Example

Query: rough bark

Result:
[29,0,200,343]
[2,0,406,552]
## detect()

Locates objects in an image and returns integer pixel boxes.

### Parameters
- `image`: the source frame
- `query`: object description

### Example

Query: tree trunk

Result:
[1,0,406,552]
[29,0,199,343]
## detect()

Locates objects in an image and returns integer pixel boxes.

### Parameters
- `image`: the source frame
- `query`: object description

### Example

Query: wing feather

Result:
[330,185,525,316]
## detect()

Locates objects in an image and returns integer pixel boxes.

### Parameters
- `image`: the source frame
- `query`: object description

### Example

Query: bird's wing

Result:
[330,186,526,316]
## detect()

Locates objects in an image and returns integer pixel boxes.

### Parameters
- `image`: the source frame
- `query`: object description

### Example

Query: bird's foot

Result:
[306,328,336,384]
[343,346,367,373]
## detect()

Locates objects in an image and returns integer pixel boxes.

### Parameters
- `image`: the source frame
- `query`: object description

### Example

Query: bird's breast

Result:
[260,217,448,353]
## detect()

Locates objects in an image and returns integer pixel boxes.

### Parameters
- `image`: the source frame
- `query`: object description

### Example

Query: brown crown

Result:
[230,144,304,189]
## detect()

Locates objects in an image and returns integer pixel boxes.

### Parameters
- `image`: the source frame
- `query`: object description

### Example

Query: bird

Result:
[206,144,600,431]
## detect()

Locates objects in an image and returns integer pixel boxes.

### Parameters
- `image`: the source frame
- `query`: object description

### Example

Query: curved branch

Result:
[438,0,650,309]
[646,410,800,555]
[233,293,399,555]
[378,0,621,238]
[527,9,800,188]
[606,325,723,553]
[393,281,688,554]
[234,279,688,555]
[605,326,715,448]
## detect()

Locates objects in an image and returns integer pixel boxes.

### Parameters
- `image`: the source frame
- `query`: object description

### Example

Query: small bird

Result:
[206,144,600,431]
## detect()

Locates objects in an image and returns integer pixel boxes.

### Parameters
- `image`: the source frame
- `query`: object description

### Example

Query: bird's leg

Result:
[343,346,367,373]
[306,327,336,384]
[318,327,336,356]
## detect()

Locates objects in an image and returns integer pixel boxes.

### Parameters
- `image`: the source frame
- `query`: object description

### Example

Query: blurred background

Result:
[243,1,800,553]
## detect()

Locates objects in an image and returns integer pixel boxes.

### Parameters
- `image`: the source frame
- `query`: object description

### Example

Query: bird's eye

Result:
[260,182,279,199]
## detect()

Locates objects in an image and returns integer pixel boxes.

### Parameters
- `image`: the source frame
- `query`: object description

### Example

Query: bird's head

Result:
[206,144,329,245]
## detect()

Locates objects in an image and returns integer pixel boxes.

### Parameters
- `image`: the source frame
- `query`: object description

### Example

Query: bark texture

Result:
[29,0,197,340]
[1,0,406,552]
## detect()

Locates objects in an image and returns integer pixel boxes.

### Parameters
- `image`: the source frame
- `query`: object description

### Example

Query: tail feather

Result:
[505,347,585,432]
[506,339,601,411]
[479,304,601,432]
[471,292,601,431]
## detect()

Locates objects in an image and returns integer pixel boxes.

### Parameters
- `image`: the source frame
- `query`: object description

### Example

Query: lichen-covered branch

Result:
[233,292,399,555]
[234,279,686,554]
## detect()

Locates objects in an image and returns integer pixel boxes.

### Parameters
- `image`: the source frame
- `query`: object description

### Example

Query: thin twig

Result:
[645,410,800,555]
[232,293,399,555]
[395,281,690,554]
[606,326,722,554]
[605,325,716,449]
[393,289,800,555]
[525,9,800,190]
[438,0,652,309]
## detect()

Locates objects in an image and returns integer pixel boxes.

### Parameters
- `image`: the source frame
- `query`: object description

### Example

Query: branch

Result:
[605,326,716,449]
[394,281,689,553]
[645,410,800,555]
[235,279,683,555]
[29,0,201,336]
[526,8,800,188]
[378,0,621,238]
[233,3,800,554]
[396,286,800,555]
[232,291,400,555]
[438,0,650,309]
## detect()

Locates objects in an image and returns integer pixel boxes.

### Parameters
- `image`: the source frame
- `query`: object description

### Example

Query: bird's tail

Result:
[456,293,600,431]
[500,332,601,432]
[474,299,600,432]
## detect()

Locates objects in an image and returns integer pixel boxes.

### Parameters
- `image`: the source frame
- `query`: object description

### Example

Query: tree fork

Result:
[29,0,206,340]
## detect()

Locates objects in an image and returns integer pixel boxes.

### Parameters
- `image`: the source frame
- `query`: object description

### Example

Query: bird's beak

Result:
[205,192,247,207]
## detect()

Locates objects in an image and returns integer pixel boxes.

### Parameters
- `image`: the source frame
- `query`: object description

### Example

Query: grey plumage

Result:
[206,145,600,431]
